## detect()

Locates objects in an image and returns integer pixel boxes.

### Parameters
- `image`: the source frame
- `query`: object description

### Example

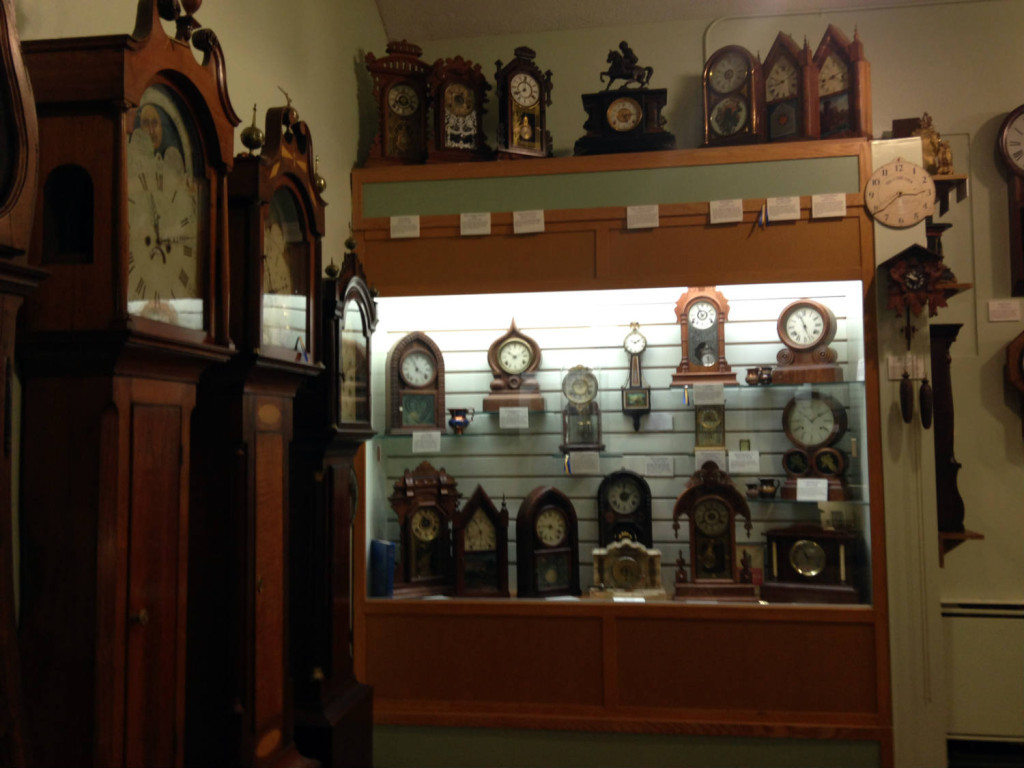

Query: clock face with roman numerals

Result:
[126,83,207,329]
[999,105,1024,176]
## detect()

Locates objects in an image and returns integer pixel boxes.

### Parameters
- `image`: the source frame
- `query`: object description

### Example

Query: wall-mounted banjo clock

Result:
[671,286,735,385]
[672,461,756,602]
[621,322,651,431]
[19,3,238,765]
[365,39,430,165]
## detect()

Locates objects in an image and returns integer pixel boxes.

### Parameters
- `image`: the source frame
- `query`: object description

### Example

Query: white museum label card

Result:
[709,198,744,224]
[988,299,1022,322]
[766,196,801,221]
[811,193,846,219]
[411,430,441,453]
[694,448,727,470]
[645,456,675,477]
[566,450,601,475]
[729,450,760,475]
[460,212,491,237]
[513,209,545,234]
[692,382,725,405]
[498,406,529,429]
[627,204,660,229]
[796,478,829,502]
[645,412,673,431]
[390,214,420,239]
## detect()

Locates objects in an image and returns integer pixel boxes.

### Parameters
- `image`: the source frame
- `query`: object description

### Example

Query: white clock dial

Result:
[709,50,748,94]
[818,53,849,96]
[1000,108,1024,174]
[606,97,642,132]
[687,300,717,330]
[607,479,641,516]
[786,397,838,448]
[766,58,798,101]
[262,221,291,295]
[694,498,730,536]
[624,329,647,355]
[535,507,566,547]
[410,507,441,543]
[562,368,598,405]
[400,350,435,386]
[387,83,419,116]
[465,509,496,552]
[784,305,825,347]
[510,73,539,107]
[497,338,533,374]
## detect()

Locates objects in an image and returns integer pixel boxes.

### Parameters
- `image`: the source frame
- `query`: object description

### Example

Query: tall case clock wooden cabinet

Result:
[186,105,323,768]
[0,2,46,766]
[291,247,377,767]
[16,2,238,766]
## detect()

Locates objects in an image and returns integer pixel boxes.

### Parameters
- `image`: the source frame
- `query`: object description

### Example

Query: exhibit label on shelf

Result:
[460,212,491,236]
[627,204,660,229]
[513,209,545,234]
[390,214,420,239]
[411,430,441,453]
[811,193,846,219]
[709,198,744,224]
[498,406,529,429]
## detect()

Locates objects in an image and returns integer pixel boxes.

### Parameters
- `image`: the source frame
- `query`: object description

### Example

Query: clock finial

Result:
[240,103,265,154]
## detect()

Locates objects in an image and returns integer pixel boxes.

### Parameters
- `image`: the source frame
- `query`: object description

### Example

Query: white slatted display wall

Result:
[366,280,872,599]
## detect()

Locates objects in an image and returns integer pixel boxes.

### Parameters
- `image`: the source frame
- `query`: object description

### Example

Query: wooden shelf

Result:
[933,173,968,216]
[939,530,985,566]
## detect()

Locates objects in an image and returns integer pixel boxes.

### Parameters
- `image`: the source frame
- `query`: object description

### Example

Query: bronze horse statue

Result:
[600,41,653,90]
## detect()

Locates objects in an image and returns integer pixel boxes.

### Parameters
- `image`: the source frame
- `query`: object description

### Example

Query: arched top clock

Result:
[386,331,446,433]
[672,286,735,385]
[23,0,239,352]
[762,32,819,142]
[812,24,871,139]
[515,485,580,598]
[772,298,843,384]
[482,319,545,411]
[702,45,764,147]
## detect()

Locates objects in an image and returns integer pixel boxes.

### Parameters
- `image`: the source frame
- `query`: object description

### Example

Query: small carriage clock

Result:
[494,46,553,159]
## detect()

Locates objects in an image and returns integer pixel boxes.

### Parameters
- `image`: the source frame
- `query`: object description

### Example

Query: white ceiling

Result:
[373,0,946,42]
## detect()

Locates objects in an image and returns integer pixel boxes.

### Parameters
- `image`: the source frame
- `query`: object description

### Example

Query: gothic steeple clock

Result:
[187,103,324,768]
[291,243,378,768]
[0,2,47,766]
[17,3,238,766]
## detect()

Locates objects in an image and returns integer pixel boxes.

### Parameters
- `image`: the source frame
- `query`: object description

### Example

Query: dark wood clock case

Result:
[452,485,510,598]
[494,46,553,159]
[702,45,764,147]
[763,32,819,143]
[761,523,860,604]
[386,331,446,432]
[813,25,871,139]
[428,55,491,162]
[389,461,459,596]
[516,486,581,598]
[365,40,430,165]
[597,469,653,547]
[18,3,238,766]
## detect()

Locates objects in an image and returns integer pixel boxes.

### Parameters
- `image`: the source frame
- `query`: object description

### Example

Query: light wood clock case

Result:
[763,32,819,142]
[389,461,459,596]
[672,286,734,385]
[386,331,446,432]
[672,462,756,601]
[0,2,46,765]
[18,3,238,766]
[482,320,545,411]
[494,46,553,159]
[365,40,430,165]
[188,102,325,768]
[772,298,843,384]
[813,25,871,139]
[702,45,764,147]
[452,485,510,597]
[516,486,581,598]
[428,55,491,162]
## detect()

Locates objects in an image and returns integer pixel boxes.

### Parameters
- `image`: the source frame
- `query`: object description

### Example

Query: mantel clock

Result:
[763,32,819,142]
[772,299,843,384]
[671,286,735,385]
[495,46,553,159]
[365,40,430,165]
[702,45,764,147]
[452,485,510,597]
[762,524,859,604]
[188,102,326,768]
[386,331,446,433]
[482,320,545,412]
[592,539,664,596]
[813,25,871,139]
[597,469,653,547]
[780,391,849,501]
[672,461,757,601]
[0,2,46,765]
[428,55,492,162]
[516,486,581,598]
[19,2,239,766]
[389,461,460,596]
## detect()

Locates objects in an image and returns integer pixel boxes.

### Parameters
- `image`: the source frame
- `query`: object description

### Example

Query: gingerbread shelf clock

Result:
[452,485,510,598]
[574,41,675,156]
[18,2,239,766]
[772,299,843,383]
[763,32,819,142]
[0,2,46,766]
[289,242,377,768]
[702,44,764,147]
[482,320,545,411]
[188,103,326,768]
[812,25,871,139]
[428,55,491,162]
[672,286,735,385]
[495,46,553,159]
[390,461,460,596]
[672,462,757,602]
[516,486,581,598]
[365,40,430,165]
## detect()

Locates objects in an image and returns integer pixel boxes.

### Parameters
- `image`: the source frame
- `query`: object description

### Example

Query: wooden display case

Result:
[350,140,892,763]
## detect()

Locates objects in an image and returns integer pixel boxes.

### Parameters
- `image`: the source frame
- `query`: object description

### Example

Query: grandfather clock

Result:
[0,2,46,766]
[291,245,377,767]
[187,103,323,767]
[17,3,238,767]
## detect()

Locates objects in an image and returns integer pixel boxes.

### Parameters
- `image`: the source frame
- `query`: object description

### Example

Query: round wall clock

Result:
[702,45,764,147]
[515,486,581,598]
[386,331,446,433]
[999,104,1024,176]
[864,158,935,228]
[597,469,653,546]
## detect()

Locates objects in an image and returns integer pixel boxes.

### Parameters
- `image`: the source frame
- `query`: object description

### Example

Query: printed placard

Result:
[709,198,744,224]
[692,382,725,405]
[728,450,760,475]
[411,430,441,453]
[390,214,420,239]
[766,196,801,221]
[626,204,660,229]
[513,209,545,234]
[460,212,491,236]
[498,406,529,429]
[565,451,600,475]
[811,193,847,219]
[796,477,829,501]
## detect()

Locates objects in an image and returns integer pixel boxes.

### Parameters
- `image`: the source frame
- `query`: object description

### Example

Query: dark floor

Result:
[948,740,1024,768]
